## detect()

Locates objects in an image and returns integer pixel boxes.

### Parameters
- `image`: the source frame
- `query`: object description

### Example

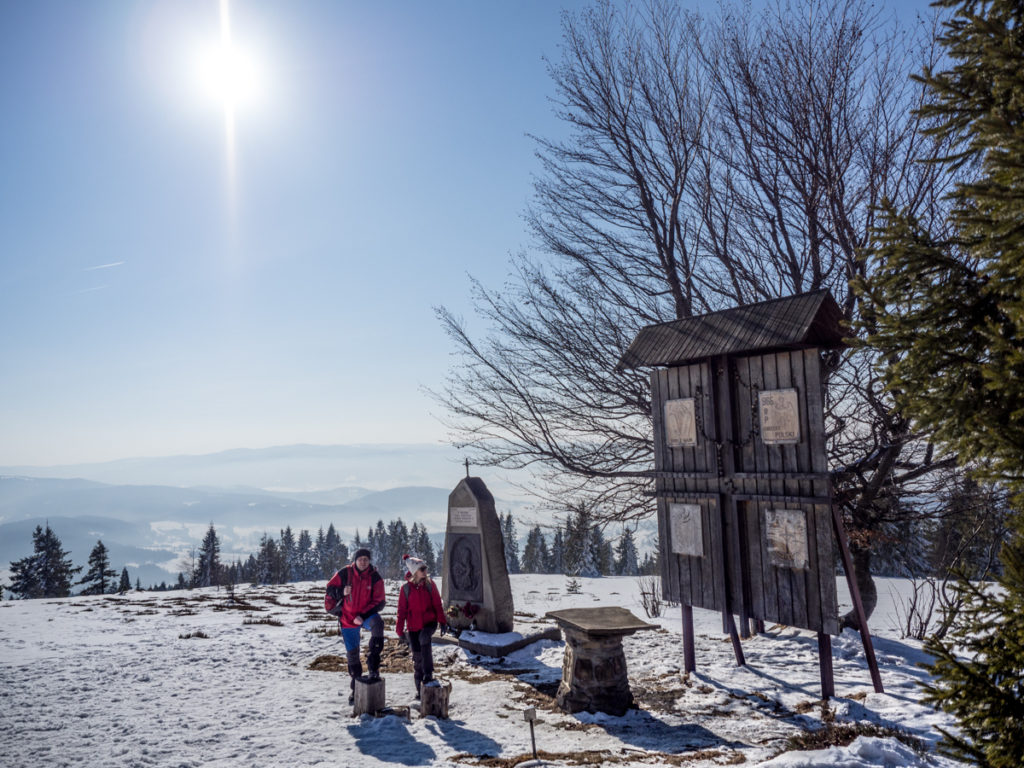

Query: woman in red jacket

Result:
[396,554,448,698]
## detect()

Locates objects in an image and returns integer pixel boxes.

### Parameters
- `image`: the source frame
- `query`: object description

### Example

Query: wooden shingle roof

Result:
[617,290,845,370]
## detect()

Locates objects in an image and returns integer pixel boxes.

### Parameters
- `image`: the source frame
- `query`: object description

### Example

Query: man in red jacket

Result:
[396,554,448,698]
[325,548,386,703]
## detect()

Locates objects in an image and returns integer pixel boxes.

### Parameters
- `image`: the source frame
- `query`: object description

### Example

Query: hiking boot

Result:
[365,671,381,683]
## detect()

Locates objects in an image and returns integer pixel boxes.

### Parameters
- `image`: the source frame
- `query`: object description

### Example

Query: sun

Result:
[196,1,262,113]
[199,45,260,110]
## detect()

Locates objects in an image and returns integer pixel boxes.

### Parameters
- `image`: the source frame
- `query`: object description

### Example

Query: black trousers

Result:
[407,621,438,690]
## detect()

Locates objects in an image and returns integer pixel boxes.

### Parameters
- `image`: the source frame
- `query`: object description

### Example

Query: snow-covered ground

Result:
[0,575,963,767]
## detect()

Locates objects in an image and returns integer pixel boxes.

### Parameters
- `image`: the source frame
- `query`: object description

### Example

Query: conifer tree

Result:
[861,3,1024,764]
[196,524,221,588]
[501,513,521,574]
[118,567,131,594]
[549,528,565,575]
[9,524,81,599]
[296,529,316,580]
[279,526,297,582]
[522,526,548,573]
[75,540,118,596]
[615,528,640,576]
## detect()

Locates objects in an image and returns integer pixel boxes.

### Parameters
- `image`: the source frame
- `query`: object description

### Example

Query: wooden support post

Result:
[681,603,696,673]
[830,505,884,693]
[755,619,765,634]
[353,677,385,716]
[726,613,746,667]
[817,631,834,700]
[420,680,450,719]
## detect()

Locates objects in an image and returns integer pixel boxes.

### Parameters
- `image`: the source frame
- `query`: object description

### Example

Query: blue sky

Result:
[0,0,936,467]
[0,1,587,465]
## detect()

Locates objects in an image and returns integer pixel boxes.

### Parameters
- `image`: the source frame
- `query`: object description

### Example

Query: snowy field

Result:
[0,575,964,768]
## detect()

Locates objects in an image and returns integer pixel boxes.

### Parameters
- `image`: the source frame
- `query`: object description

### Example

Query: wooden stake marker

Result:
[419,679,451,719]
[353,677,385,717]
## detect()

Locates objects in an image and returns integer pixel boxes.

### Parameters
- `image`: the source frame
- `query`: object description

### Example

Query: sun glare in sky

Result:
[193,0,264,219]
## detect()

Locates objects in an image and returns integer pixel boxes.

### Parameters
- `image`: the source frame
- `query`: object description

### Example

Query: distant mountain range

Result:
[0,444,541,590]
[0,444,660,593]
[0,443,469,492]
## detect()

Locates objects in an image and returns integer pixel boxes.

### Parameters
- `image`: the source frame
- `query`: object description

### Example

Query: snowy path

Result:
[0,576,964,767]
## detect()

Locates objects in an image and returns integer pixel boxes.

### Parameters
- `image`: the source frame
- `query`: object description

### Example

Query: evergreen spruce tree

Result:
[615,528,640,576]
[581,525,604,577]
[279,526,297,582]
[8,532,43,599]
[296,529,315,580]
[861,3,1024,764]
[861,0,1024,493]
[10,524,81,599]
[75,540,118,595]
[196,524,221,588]
[316,527,329,576]
[176,572,187,590]
[118,567,131,594]
[549,528,566,575]
[501,513,521,574]
[522,526,546,573]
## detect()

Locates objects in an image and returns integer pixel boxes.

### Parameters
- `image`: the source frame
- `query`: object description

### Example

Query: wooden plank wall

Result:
[652,363,727,614]
[652,350,839,635]
[731,349,839,635]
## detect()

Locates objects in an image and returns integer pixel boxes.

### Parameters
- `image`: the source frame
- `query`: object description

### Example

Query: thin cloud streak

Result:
[83,261,125,271]
[70,285,108,295]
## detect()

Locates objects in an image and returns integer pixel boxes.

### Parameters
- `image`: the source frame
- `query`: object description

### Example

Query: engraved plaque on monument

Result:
[442,476,514,633]
[664,398,697,447]
[669,503,704,557]
[765,508,809,570]
[759,388,800,444]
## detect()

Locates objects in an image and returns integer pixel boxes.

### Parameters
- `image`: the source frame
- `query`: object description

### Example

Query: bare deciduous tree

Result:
[433,0,961,625]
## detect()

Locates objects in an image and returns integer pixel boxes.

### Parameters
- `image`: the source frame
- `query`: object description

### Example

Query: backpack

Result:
[324,569,347,617]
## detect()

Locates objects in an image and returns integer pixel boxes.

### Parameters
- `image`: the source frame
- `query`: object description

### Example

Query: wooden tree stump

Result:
[419,680,450,719]
[353,677,385,716]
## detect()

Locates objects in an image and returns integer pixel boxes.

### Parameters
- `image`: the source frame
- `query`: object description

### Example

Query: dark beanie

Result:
[353,548,371,561]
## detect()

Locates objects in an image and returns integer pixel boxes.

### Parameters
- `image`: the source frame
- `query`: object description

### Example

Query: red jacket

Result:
[325,563,385,629]
[396,576,447,635]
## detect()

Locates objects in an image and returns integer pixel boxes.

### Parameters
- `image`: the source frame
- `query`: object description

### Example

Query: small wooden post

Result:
[420,680,450,719]
[831,505,884,694]
[817,631,834,700]
[681,604,696,673]
[353,677,385,716]
[726,613,746,667]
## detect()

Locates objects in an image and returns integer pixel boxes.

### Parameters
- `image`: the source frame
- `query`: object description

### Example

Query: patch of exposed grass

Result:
[308,654,348,672]
[179,631,209,639]
[450,747,745,767]
[307,624,338,637]
[785,721,925,755]
[243,616,283,627]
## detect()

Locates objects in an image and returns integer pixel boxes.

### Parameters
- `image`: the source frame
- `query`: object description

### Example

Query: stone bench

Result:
[545,606,657,716]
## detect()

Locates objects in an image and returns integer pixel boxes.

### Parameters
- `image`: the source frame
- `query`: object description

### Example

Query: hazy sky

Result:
[0,0,936,467]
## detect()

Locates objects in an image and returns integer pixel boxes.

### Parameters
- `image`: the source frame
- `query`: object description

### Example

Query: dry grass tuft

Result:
[308,654,348,672]
[178,631,209,639]
[243,616,283,627]
[785,721,925,754]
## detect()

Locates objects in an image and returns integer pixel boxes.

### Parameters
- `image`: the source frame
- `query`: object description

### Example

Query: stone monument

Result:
[442,475,514,634]
[545,607,656,716]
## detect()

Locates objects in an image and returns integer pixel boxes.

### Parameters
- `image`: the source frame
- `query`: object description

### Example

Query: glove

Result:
[397,633,408,646]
